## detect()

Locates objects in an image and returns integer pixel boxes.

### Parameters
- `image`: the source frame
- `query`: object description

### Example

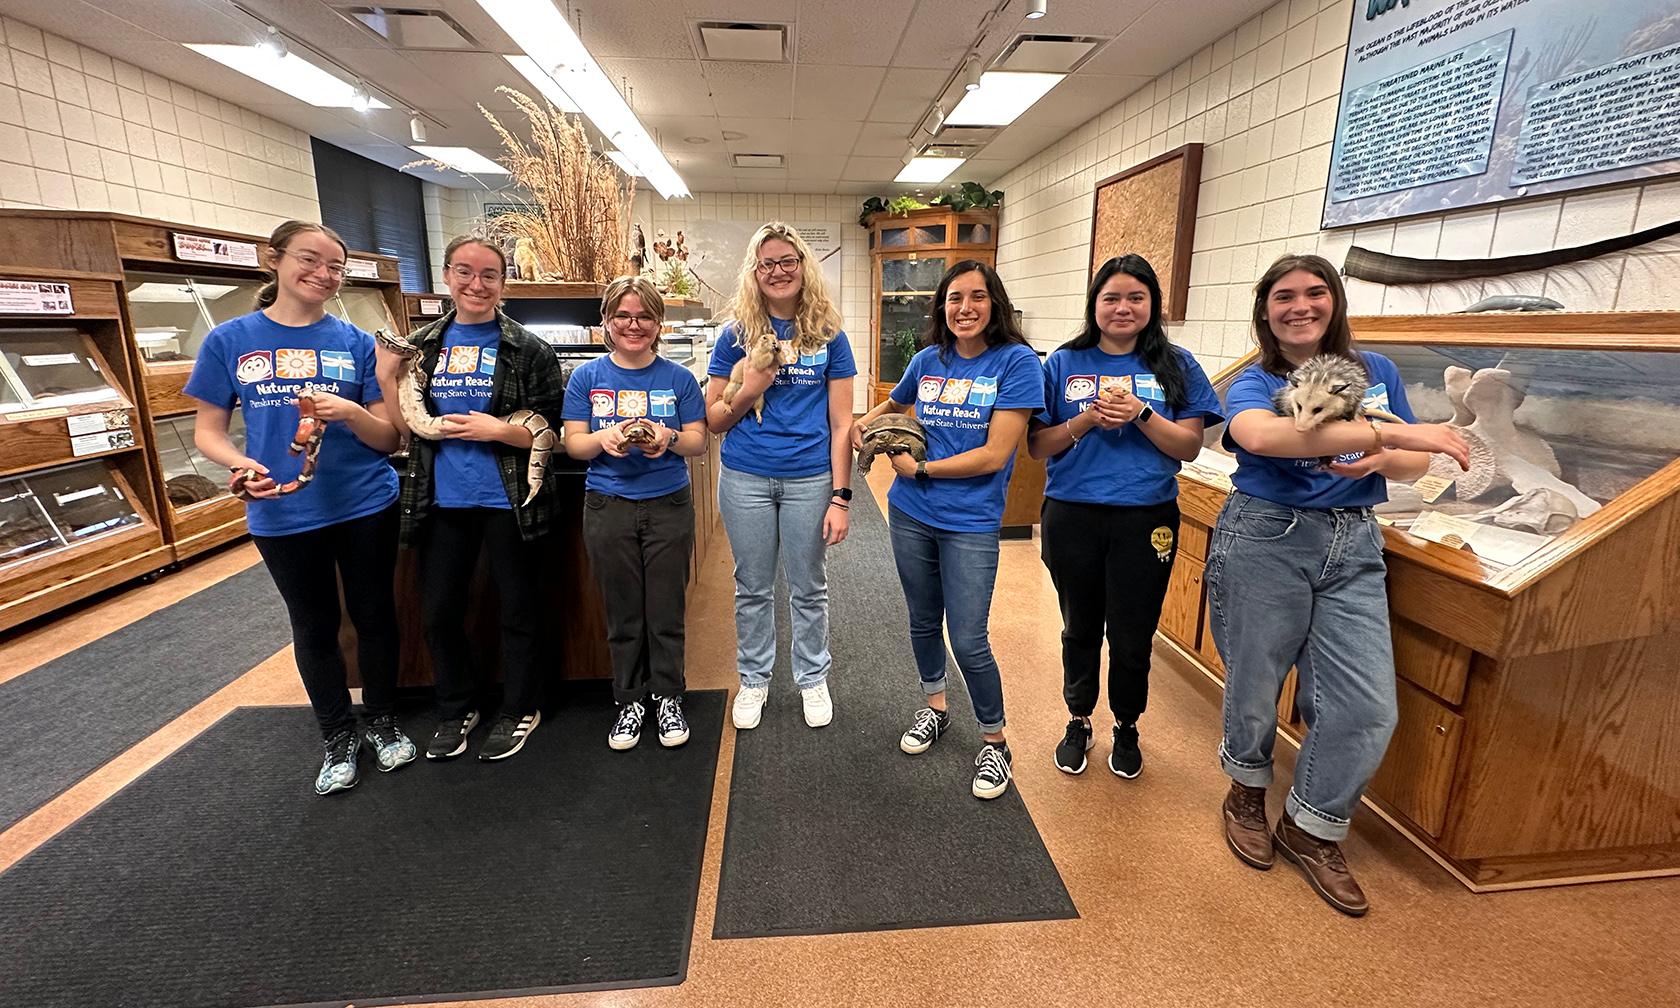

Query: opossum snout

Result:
[1292,410,1319,433]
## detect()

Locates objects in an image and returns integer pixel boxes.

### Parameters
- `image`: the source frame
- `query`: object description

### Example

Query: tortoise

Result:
[620,417,660,448]
[857,413,928,473]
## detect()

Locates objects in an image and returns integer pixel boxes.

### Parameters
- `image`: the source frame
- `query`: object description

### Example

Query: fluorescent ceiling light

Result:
[505,55,581,113]
[895,156,966,184]
[475,0,689,199]
[945,71,1063,127]
[606,150,643,177]
[184,44,390,109]
[411,146,509,174]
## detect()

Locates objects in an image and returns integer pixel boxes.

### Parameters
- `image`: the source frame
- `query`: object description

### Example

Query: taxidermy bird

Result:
[630,223,647,274]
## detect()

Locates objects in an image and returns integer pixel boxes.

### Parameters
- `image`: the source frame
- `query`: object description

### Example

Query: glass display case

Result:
[124,274,259,367]
[0,479,64,566]
[16,460,141,548]
[331,285,398,335]
[1161,312,1680,891]
[0,329,125,410]
[153,413,245,508]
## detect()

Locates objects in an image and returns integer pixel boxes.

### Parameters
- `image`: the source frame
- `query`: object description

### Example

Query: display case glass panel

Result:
[957,222,993,245]
[878,295,931,387]
[0,329,124,409]
[25,462,141,541]
[331,287,394,335]
[0,479,65,566]
[1189,343,1680,569]
[154,413,244,508]
[125,274,224,364]
[880,256,946,294]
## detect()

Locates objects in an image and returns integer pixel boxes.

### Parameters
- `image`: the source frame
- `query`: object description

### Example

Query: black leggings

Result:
[252,503,400,738]
[420,507,547,719]
[1040,496,1180,724]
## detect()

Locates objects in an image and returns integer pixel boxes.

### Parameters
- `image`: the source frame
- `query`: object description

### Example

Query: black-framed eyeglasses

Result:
[754,255,801,275]
[281,249,347,279]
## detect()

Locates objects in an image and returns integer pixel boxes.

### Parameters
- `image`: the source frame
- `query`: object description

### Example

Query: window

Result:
[311,139,431,291]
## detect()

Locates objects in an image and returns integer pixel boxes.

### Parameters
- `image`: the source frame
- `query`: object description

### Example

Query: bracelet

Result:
[1367,418,1384,453]
[829,500,849,510]
[1067,419,1084,443]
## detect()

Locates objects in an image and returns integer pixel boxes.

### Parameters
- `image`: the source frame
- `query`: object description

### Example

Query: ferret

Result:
[722,329,800,423]
[1273,354,1405,466]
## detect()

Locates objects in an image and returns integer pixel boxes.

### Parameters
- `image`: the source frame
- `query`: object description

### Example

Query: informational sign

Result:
[70,427,135,456]
[418,298,445,315]
[1323,1,1680,228]
[172,232,261,268]
[66,410,131,436]
[0,280,73,315]
[344,257,382,280]
[682,221,844,307]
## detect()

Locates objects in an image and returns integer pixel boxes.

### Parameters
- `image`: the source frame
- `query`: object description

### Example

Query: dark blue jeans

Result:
[887,504,1006,733]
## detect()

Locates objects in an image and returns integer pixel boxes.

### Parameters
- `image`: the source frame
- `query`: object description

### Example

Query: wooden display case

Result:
[0,266,169,631]
[0,210,406,567]
[1159,311,1680,889]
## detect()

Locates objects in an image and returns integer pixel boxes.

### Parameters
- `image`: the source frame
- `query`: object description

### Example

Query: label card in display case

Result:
[28,463,141,541]
[345,258,381,280]
[172,233,260,268]
[0,280,73,315]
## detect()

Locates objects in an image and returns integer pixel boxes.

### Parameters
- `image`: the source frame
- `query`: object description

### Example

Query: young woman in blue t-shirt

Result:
[185,220,408,797]
[853,260,1045,800]
[563,277,708,750]
[1028,254,1223,779]
[704,223,856,733]
[1211,253,1468,916]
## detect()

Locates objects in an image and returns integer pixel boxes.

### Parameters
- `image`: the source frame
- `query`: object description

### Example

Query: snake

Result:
[229,384,325,499]
[373,328,555,507]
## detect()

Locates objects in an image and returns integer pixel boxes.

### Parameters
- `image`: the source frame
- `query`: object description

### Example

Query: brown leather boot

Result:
[1274,816,1369,916]
[1222,782,1273,870]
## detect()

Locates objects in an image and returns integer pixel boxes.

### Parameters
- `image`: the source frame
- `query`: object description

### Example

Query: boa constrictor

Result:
[374,328,556,506]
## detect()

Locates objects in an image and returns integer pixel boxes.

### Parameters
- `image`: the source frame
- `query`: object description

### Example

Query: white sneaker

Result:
[800,682,833,728]
[732,685,769,729]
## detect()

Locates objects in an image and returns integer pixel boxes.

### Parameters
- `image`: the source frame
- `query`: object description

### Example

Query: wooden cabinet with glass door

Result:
[866,206,997,405]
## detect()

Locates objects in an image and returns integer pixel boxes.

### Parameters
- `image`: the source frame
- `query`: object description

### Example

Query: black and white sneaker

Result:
[426,711,479,761]
[972,742,1013,800]
[609,700,646,751]
[362,715,418,772]
[1109,722,1143,779]
[900,706,949,754]
[654,694,689,748]
[1054,718,1094,774]
[478,711,541,761]
[314,729,360,796]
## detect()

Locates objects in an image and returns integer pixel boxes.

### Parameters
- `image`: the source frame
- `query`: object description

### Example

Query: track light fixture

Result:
[350,85,371,112]
[260,25,287,59]
[963,53,983,91]
[409,113,428,144]
[1026,0,1047,19]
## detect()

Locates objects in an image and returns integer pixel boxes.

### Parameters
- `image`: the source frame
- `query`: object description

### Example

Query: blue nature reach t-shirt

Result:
[1037,345,1224,506]
[562,354,705,499]
[887,341,1045,533]
[706,317,857,478]
[1223,351,1416,509]
[183,311,397,537]
[428,320,507,510]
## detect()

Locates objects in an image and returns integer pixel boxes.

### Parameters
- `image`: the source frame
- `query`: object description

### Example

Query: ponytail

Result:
[255,219,348,311]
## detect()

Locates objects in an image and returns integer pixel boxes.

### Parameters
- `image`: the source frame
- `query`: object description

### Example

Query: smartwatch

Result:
[832,487,853,501]
[1136,404,1155,424]
[666,429,680,450]
[915,459,929,481]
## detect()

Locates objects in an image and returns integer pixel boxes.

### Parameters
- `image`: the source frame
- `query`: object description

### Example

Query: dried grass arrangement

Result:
[413,86,634,284]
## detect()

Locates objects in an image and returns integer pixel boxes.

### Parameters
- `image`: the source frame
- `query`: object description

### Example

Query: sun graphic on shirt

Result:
[275,348,317,379]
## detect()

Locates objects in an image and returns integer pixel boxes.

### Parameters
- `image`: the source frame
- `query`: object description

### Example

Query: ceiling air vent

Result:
[930,126,1000,147]
[697,23,789,62]
[335,7,484,50]
[732,153,785,169]
[996,35,1105,74]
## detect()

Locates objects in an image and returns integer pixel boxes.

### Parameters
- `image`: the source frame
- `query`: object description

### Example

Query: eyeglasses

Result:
[447,263,504,285]
[755,256,801,275]
[610,312,658,328]
[281,249,346,279]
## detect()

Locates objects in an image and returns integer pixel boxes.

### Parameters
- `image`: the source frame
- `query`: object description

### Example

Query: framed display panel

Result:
[1160,311,1680,890]
[1089,144,1202,322]
[0,328,142,478]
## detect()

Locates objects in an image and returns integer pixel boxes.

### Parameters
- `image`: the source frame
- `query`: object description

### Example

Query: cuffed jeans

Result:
[1206,491,1398,842]
[716,466,833,690]
[582,487,695,704]
[887,504,1006,733]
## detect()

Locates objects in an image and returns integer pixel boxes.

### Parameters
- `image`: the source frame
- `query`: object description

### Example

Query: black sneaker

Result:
[1109,722,1143,778]
[609,700,646,751]
[362,715,418,772]
[972,741,1013,799]
[1055,718,1094,774]
[426,711,479,761]
[479,711,541,761]
[314,729,360,796]
[654,694,689,748]
[899,706,949,754]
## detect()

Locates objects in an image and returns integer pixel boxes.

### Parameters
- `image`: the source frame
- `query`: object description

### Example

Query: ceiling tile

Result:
[891,0,995,70]
[793,64,883,122]
[841,156,903,182]
[865,67,949,125]
[795,4,912,66]
[852,121,915,158]
[715,116,794,153]
[598,57,715,117]
[701,61,793,117]
[784,121,861,156]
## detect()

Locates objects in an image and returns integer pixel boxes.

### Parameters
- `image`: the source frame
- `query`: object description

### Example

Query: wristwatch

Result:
[915,459,929,481]
[666,429,680,450]
[832,487,853,501]
[1136,404,1155,424]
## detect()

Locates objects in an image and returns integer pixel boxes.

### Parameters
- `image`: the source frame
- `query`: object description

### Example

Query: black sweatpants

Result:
[252,503,400,739]
[581,487,694,704]
[1040,496,1181,724]
[420,507,548,719]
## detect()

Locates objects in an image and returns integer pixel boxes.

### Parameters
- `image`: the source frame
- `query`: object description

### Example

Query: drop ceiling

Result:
[5,0,1277,195]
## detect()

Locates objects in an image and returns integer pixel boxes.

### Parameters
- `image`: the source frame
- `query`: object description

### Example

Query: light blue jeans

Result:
[887,504,1006,733]
[717,466,833,689]
[1205,491,1398,842]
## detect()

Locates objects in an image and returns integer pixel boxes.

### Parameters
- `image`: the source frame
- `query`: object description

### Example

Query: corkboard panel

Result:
[1088,144,1203,322]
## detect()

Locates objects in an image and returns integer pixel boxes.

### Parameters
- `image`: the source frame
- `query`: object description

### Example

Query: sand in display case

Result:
[0,329,125,410]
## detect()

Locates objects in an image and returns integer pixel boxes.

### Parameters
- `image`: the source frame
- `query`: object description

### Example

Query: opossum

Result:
[1273,353,1406,466]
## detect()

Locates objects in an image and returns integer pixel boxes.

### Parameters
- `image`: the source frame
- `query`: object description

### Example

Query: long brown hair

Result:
[1250,253,1362,377]
[256,220,348,309]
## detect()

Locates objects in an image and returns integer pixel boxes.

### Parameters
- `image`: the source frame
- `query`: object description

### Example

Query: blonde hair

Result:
[600,275,665,351]
[722,222,842,349]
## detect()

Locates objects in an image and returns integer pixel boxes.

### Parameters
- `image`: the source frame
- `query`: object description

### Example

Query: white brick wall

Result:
[993,0,1680,378]
[0,16,318,236]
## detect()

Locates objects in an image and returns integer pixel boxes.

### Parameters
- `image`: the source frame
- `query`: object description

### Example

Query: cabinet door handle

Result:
[1434,724,1447,735]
